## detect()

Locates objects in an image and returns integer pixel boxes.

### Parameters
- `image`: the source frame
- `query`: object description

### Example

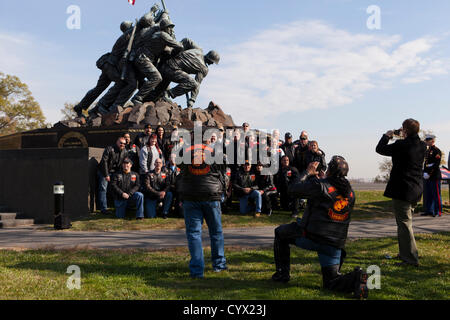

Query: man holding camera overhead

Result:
[376,119,427,267]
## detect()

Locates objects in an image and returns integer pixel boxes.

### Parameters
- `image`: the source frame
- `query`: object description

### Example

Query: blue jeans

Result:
[114,192,144,219]
[295,236,342,267]
[97,170,109,211]
[424,179,442,216]
[183,201,227,278]
[144,192,174,218]
[239,190,262,214]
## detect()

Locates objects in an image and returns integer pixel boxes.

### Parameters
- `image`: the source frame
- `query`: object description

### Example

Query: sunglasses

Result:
[300,137,308,140]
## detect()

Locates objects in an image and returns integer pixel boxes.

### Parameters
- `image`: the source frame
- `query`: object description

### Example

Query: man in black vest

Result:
[376,119,427,267]
[97,137,128,214]
[271,156,369,299]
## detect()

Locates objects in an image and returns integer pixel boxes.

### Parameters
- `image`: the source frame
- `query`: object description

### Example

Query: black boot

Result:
[321,265,369,299]
[272,226,293,283]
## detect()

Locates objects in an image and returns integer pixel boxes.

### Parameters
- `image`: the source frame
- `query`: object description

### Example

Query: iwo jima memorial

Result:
[0,2,236,225]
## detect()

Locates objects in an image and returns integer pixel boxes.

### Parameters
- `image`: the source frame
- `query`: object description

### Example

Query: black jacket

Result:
[134,133,151,150]
[233,170,259,197]
[376,134,427,204]
[275,166,300,193]
[305,149,327,172]
[111,170,140,200]
[98,145,128,178]
[177,160,226,202]
[424,145,442,180]
[143,169,171,200]
[289,173,355,249]
[256,172,276,192]
[293,145,309,173]
[281,142,296,165]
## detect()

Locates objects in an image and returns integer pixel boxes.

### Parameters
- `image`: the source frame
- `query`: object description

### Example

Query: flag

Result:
[128,0,135,5]
[441,167,450,180]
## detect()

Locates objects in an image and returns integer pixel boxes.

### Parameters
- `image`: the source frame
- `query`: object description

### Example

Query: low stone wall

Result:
[0,148,103,224]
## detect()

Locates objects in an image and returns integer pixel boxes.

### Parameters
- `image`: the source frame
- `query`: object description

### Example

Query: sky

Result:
[1,0,450,179]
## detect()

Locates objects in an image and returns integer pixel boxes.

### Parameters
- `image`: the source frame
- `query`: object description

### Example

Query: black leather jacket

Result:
[275,166,300,192]
[255,172,276,192]
[177,163,226,202]
[143,169,171,200]
[98,145,128,178]
[111,170,140,200]
[233,170,259,197]
[288,173,355,249]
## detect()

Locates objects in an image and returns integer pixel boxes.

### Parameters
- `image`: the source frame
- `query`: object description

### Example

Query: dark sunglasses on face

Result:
[300,137,307,140]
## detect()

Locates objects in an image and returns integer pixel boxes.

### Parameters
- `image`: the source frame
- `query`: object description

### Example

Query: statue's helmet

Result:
[205,50,220,65]
[159,18,175,31]
[138,13,155,29]
[120,21,133,33]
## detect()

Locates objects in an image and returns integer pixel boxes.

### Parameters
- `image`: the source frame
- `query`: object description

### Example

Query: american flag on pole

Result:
[128,0,135,5]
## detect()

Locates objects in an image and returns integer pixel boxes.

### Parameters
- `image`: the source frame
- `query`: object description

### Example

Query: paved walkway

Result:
[0,215,448,250]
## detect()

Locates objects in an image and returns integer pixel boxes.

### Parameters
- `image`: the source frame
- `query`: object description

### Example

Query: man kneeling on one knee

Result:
[233,160,262,218]
[272,156,369,299]
[143,158,173,219]
[111,157,144,219]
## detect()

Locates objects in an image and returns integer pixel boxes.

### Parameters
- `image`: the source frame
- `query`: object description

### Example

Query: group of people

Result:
[73,6,220,125]
[95,122,371,299]
[96,122,330,220]
[94,117,445,300]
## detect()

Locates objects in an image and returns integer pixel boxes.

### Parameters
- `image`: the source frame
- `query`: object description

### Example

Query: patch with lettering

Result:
[328,195,351,222]
[131,175,137,182]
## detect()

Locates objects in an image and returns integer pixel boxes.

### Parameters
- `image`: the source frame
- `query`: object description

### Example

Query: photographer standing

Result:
[376,119,427,267]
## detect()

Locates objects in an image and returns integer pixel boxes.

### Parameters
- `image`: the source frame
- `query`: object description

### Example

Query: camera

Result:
[393,129,402,136]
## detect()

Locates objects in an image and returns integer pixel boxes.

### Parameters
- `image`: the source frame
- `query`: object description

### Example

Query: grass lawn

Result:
[66,190,450,231]
[0,233,448,300]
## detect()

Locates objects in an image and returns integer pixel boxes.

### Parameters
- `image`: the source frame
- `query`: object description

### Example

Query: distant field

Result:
[67,190,450,232]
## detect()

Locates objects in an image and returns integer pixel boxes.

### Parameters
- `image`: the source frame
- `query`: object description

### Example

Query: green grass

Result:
[0,233,448,300]
[64,190,450,232]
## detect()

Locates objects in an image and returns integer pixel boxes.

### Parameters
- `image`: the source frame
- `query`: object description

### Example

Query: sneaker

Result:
[163,215,168,220]
[353,267,369,299]
[136,217,144,221]
[254,212,261,218]
[271,271,290,283]
[267,209,273,217]
[213,267,228,273]
[101,209,112,215]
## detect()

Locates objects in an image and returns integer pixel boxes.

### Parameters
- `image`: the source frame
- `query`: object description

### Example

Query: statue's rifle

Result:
[120,19,138,81]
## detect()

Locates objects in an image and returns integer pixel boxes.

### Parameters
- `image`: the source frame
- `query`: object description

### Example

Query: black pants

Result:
[262,190,278,212]
[279,190,300,214]
[76,63,120,111]
[274,222,303,273]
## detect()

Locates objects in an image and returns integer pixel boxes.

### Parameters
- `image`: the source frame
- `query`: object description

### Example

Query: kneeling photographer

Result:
[272,156,369,299]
